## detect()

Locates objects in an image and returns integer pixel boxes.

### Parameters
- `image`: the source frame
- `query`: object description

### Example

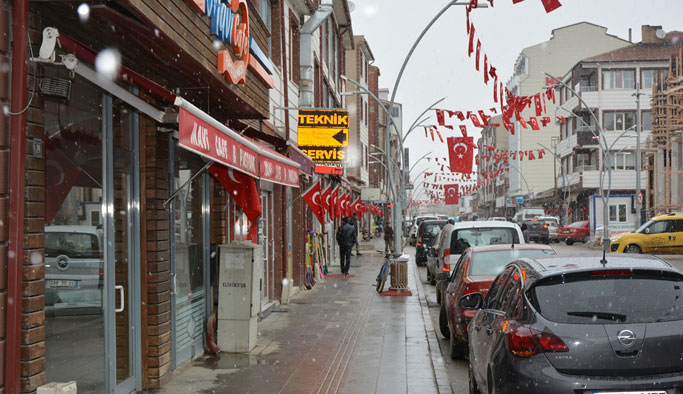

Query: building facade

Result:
[506,22,631,209]
[556,25,682,233]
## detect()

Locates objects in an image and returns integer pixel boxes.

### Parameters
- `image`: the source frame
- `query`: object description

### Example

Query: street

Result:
[407,242,683,393]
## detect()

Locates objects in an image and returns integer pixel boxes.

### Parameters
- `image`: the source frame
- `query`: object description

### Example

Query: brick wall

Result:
[20,17,46,394]
[0,1,9,392]
[140,116,171,389]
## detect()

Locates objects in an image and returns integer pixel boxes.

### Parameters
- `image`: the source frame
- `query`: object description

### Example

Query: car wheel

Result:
[625,244,642,254]
[565,239,574,246]
[439,305,450,339]
[427,269,432,283]
[436,287,442,304]
[430,270,436,286]
[449,328,466,360]
[469,360,480,394]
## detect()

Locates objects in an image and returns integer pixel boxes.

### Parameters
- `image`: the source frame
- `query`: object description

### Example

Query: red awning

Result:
[175,98,300,187]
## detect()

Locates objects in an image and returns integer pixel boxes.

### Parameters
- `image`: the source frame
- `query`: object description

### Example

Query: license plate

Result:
[592,391,667,394]
[47,280,78,288]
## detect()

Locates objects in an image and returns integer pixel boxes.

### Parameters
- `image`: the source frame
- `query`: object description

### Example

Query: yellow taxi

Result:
[609,213,683,254]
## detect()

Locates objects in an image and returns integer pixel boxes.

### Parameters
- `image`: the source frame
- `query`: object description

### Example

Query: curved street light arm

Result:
[403,96,448,144]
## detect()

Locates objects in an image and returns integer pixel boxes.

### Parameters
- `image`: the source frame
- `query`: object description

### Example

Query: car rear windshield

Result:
[450,228,520,254]
[470,249,556,276]
[529,271,683,324]
[46,232,101,259]
[567,221,586,228]
[421,222,446,237]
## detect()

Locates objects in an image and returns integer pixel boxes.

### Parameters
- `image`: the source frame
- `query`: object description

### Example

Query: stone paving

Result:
[155,239,452,394]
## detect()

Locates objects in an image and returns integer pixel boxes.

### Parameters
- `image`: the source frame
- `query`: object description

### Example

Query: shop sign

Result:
[515,196,525,204]
[178,107,259,178]
[298,109,349,166]
[260,149,299,187]
[185,0,274,88]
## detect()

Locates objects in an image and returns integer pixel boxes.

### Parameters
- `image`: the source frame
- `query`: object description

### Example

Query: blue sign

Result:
[515,196,525,204]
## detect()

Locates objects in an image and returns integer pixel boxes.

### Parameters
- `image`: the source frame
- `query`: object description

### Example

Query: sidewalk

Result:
[155,239,452,394]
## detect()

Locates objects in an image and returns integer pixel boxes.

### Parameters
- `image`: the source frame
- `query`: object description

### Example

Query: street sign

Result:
[515,196,525,204]
[297,109,349,166]
[637,191,643,205]
[506,198,512,205]
[361,188,381,201]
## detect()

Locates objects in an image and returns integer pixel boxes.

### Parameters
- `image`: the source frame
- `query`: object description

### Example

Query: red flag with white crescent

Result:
[209,163,262,221]
[447,137,475,174]
[302,181,324,224]
[321,185,332,219]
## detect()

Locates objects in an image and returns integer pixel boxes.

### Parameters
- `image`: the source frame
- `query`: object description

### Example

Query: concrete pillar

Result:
[656,146,666,210]
[672,140,681,207]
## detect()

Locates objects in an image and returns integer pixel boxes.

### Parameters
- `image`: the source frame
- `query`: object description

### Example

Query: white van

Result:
[513,208,546,225]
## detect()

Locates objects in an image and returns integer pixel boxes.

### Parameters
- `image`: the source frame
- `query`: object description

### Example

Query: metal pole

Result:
[634,87,642,226]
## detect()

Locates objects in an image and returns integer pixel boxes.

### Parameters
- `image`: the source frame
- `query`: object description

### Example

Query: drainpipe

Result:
[280,0,289,300]
[299,0,332,108]
[6,1,29,393]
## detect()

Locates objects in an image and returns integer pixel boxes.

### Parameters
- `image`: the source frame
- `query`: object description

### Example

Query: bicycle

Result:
[376,255,391,293]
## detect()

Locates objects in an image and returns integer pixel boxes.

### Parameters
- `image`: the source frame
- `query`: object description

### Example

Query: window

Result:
[608,152,635,170]
[603,70,635,89]
[390,105,400,118]
[576,152,591,167]
[604,111,635,131]
[641,69,668,90]
[642,111,653,130]
[609,203,627,223]
[258,0,272,56]
[289,13,300,85]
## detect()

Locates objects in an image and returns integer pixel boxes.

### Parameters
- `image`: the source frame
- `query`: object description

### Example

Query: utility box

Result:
[217,242,263,353]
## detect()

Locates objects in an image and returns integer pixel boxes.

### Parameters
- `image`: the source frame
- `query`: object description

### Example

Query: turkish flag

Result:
[447,137,475,174]
[331,187,339,220]
[540,0,562,13]
[351,198,361,216]
[302,181,325,224]
[529,117,540,131]
[444,185,460,205]
[321,185,332,219]
[209,163,261,221]
[338,192,347,218]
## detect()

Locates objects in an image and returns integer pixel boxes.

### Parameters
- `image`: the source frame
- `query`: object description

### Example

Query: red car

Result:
[439,244,556,359]
[558,220,590,245]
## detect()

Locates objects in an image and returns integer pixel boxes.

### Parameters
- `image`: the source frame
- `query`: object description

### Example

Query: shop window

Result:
[609,203,627,223]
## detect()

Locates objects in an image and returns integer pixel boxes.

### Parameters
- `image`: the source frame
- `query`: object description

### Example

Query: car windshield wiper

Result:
[566,311,627,322]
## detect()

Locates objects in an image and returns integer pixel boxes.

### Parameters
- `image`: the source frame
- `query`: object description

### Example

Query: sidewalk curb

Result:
[411,262,454,394]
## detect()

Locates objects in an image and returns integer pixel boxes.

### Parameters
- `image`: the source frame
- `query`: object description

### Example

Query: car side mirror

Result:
[645,228,650,234]
[459,293,483,309]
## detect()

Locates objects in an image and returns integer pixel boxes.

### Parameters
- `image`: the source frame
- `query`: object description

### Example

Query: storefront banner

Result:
[179,107,259,178]
[259,144,300,187]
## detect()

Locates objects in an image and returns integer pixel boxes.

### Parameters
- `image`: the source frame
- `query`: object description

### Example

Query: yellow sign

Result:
[297,109,349,164]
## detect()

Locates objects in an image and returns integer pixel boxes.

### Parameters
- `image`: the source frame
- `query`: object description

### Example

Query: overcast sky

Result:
[350,0,683,194]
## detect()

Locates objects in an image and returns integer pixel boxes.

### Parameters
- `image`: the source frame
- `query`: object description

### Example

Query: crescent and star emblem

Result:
[453,142,468,160]
[312,191,321,205]
[46,159,65,186]
[447,187,456,197]
[228,169,241,184]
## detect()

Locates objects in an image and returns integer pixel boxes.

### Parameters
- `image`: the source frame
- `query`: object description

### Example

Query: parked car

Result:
[415,220,447,266]
[512,207,545,226]
[610,212,683,254]
[45,225,104,306]
[468,254,683,394]
[440,244,556,359]
[520,219,539,242]
[528,219,559,244]
[409,215,438,246]
[558,220,590,245]
[427,224,452,285]
[434,221,525,304]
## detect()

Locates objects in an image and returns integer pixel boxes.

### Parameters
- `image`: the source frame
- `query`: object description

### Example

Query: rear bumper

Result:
[491,355,683,394]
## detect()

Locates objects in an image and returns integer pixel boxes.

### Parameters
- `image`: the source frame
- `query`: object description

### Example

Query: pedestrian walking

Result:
[384,223,395,256]
[350,212,362,256]
[336,217,356,275]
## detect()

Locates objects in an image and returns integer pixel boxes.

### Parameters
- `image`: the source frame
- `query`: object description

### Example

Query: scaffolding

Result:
[650,48,683,214]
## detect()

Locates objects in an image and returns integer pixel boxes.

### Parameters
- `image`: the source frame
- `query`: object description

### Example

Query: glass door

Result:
[259,192,271,307]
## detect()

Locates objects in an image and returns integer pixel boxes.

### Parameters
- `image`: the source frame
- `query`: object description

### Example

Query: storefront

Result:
[9,1,298,393]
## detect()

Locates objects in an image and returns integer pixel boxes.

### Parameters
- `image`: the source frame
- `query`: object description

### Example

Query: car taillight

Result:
[505,325,568,358]
[417,242,422,247]
[542,224,548,229]
[443,249,451,272]
[591,270,633,276]
[99,268,104,277]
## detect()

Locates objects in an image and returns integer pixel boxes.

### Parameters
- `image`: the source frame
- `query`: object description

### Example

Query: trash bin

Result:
[389,255,409,291]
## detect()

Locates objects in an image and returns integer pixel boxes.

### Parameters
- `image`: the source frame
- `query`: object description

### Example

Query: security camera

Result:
[38,27,59,62]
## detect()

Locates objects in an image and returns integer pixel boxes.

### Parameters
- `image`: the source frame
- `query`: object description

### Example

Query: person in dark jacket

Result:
[336,217,356,275]
[350,212,361,256]
[384,224,395,256]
